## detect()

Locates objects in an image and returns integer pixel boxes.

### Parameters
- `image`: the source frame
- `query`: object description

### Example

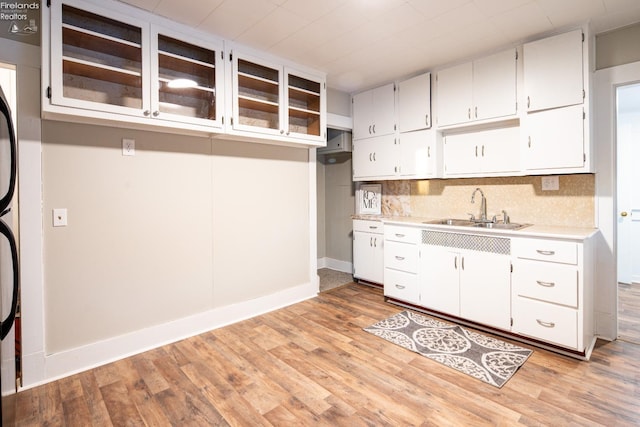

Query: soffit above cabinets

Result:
[116,0,640,93]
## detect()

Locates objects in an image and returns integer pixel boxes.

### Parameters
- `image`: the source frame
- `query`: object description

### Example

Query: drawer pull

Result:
[368,225,378,230]
[395,233,405,238]
[395,284,406,290]
[395,256,405,261]
[536,250,556,256]
[536,280,555,288]
[536,319,556,328]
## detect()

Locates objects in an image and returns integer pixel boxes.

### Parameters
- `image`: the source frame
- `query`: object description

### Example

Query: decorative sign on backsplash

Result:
[359,184,382,215]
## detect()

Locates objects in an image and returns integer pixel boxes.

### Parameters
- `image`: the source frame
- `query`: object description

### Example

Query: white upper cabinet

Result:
[352,83,396,140]
[44,0,326,146]
[228,50,326,144]
[524,29,584,112]
[523,104,585,172]
[352,135,398,181]
[443,126,520,177]
[48,0,225,130]
[436,49,517,128]
[151,26,225,128]
[50,0,150,117]
[398,73,431,132]
[397,129,440,178]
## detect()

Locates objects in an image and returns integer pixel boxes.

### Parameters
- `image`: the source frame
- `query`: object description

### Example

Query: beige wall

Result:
[42,121,310,354]
[372,175,595,228]
[596,22,640,70]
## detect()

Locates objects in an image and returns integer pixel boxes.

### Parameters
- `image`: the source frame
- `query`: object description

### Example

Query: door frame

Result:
[594,60,640,341]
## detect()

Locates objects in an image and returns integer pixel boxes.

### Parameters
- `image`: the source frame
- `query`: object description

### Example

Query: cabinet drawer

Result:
[384,225,421,244]
[384,269,419,304]
[384,241,419,273]
[513,260,578,307]
[353,219,383,234]
[512,238,577,265]
[512,297,577,349]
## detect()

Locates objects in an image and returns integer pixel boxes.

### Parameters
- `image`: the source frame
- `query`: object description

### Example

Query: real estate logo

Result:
[0,1,40,46]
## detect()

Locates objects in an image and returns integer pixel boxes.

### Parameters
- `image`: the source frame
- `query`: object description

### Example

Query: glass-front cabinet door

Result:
[151,26,224,128]
[50,0,150,116]
[232,53,282,136]
[286,68,325,141]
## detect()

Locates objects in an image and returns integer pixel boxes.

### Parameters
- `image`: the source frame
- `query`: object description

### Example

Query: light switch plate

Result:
[541,176,559,191]
[53,208,67,227]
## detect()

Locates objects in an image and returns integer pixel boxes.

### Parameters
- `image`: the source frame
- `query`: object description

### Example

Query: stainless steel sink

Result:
[423,218,531,230]
[424,218,476,226]
[472,222,531,230]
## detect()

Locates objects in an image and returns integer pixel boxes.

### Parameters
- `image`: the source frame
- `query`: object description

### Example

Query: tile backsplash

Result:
[373,174,595,228]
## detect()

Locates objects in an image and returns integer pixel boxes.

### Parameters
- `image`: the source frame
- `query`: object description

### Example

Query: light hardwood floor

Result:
[619,281,640,344]
[11,283,640,426]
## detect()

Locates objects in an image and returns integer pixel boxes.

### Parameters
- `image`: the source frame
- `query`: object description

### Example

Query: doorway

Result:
[617,82,640,344]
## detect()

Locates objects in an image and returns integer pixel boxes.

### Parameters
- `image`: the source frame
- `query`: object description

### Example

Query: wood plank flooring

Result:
[619,281,640,344]
[11,283,640,426]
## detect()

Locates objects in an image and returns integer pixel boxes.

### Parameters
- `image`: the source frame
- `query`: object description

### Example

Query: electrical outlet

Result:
[541,175,559,191]
[122,138,135,156]
[53,208,68,227]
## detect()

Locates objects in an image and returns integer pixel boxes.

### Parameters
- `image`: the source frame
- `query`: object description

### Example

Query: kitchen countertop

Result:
[352,214,599,240]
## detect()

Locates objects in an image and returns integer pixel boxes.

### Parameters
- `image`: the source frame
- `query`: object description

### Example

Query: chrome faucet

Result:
[470,188,487,222]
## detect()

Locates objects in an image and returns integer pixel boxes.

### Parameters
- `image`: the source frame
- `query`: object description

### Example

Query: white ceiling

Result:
[117,0,640,93]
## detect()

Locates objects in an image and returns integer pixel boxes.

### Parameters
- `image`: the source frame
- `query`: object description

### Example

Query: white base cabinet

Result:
[383,225,421,304]
[419,230,512,330]
[353,220,384,284]
[511,236,594,354]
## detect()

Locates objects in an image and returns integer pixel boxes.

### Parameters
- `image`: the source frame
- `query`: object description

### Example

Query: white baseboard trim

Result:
[32,282,317,388]
[317,257,353,274]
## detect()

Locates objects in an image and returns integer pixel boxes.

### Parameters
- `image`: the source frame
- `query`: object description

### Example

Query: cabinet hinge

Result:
[510,263,513,273]
[515,50,518,60]
[583,89,586,100]
[229,51,233,61]
[46,86,51,99]
[582,32,585,42]
[510,318,513,327]
[583,110,586,120]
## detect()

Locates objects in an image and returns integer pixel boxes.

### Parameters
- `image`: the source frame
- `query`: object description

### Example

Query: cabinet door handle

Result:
[536,280,556,287]
[481,145,485,157]
[527,96,531,109]
[468,108,471,119]
[369,225,378,230]
[369,153,372,162]
[373,237,377,248]
[461,256,465,270]
[372,124,376,134]
[368,125,372,135]
[474,106,478,118]
[528,136,531,148]
[536,319,556,328]
[370,237,373,247]
[536,250,555,256]
[425,114,429,125]
[395,256,405,261]
[475,146,478,157]
[395,284,406,290]
[373,152,376,161]
[395,233,405,238]
[454,256,458,269]
[152,111,160,117]
[143,110,151,116]
[427,146,431,158]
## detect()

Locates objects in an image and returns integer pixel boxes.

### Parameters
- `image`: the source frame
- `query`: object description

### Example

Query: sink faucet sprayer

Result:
[470,188,487,222]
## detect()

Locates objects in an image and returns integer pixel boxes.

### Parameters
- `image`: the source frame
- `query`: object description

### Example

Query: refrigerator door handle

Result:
[0,219,19,340]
